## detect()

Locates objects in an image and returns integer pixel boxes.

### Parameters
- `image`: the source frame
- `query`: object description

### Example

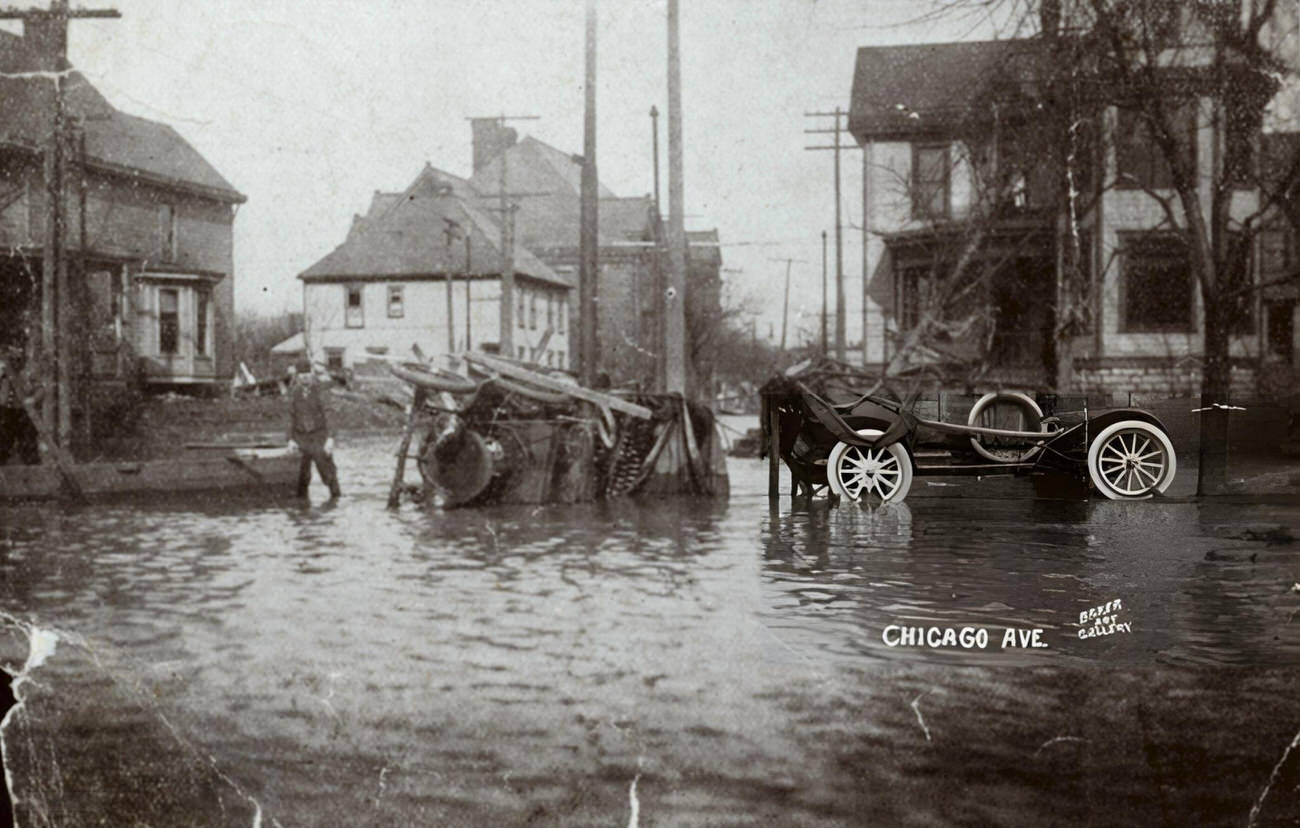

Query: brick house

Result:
[850,31,1298,398]
[0,26,245,391]
[466,120,723,392]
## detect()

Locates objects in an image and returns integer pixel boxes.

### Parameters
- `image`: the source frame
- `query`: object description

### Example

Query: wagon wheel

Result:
[827,428,913,504]
[967,391,1047,463]
[1086,420,1177,500]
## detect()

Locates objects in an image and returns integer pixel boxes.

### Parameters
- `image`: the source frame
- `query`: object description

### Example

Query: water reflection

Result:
[0,441,1296,825]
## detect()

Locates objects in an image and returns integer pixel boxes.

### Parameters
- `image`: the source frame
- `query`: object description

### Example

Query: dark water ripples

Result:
[0,435,1297,824]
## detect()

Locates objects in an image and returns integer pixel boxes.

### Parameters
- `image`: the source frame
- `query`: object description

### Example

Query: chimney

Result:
[23,17,67,72]
[471,118,518,173]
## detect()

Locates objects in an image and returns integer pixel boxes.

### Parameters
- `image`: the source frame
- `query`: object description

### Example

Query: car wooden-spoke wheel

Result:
[1086,420,1176,500]
[827,428,913,504]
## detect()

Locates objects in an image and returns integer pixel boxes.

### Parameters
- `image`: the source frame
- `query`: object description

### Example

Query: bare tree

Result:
[902,0,1300,492]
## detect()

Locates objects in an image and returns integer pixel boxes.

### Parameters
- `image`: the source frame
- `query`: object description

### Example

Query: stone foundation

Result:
[1071,357,1257,402]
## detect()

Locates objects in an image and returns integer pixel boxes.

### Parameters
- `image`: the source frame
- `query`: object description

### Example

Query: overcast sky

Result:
[35,1,1015,345]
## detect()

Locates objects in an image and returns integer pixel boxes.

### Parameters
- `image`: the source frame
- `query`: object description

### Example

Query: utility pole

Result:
[805,107,852,362]
[650,105,661,216]
[664,0,688,395]
[464,234,472,350]
[442,218,459,353]
[649,104,664,390]
[862,143,872,366]
[465,114,539,359]
[770,257,808,353]
[579,0,599,387]
[820,230,828,355]
[0,0,120,457]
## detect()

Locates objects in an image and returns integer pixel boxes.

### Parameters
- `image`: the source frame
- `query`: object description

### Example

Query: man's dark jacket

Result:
[289,381,330,449]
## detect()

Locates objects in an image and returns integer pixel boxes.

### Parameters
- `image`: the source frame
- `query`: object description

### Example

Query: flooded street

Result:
[2,432,1299,826]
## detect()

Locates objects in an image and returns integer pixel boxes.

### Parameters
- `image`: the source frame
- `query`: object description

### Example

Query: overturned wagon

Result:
[386,353,727,508]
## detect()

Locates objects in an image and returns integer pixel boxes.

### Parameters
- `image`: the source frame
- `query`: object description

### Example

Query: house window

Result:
[387,284,404,318]
[546,293,554,331]
[898,265,931,330]
[911,144,949,219]
[529,291,538,330]
[517,286,526,329]
[1121,234,1193,332]
[1224,232,1254,334]
[518,345,526,360]
[1225,103,1258,188]
[195,288,209,356]
[326,348,345,372]
[1116,104,1196,191]
[345,284,364,328]
[1260,226,1292,277]
[558,299,566,334]
[158,288,179,354]
[160,204,177,261]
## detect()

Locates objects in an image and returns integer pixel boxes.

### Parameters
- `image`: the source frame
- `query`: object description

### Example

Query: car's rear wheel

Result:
[1086,420,1176,500]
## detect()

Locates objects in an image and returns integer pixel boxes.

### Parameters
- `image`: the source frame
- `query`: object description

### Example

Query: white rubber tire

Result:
[1086,420,1177,500]
[827,428,914,504]
[967,391,1046,463]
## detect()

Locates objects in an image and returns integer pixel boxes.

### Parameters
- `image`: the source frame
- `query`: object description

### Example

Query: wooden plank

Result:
[464,352,652,419]
[388,387,426,509]
[0,454,299,501]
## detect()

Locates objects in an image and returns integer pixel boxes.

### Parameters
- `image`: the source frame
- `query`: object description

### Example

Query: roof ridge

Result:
[856,37,1033,52]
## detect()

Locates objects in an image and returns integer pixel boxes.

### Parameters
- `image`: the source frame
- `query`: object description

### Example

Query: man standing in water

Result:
[287,358,341,499]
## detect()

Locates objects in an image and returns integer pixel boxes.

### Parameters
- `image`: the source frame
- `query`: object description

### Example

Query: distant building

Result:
[292,121,724,392]
[466,120,723,391]
[288,165,571,371]
[0,25,245,391]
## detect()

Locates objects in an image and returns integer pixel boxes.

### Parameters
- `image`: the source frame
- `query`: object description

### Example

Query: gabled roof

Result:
[299,166,566,287]
[600,197,656,243]
[0,30,244,203]
[467,136,616,201]
[687,229,722,268]
[509,194,657,252]
[849,39,1044,142]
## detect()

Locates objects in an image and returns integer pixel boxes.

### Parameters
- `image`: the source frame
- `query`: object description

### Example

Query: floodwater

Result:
[1,429,1299,827]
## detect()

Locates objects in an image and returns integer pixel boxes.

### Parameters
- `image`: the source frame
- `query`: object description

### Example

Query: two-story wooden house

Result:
[0,25,245,394]
[850,25,1296,398]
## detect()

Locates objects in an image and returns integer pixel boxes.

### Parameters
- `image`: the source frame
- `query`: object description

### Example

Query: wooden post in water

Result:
[767,399,780,499]
[387,387,426,509]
